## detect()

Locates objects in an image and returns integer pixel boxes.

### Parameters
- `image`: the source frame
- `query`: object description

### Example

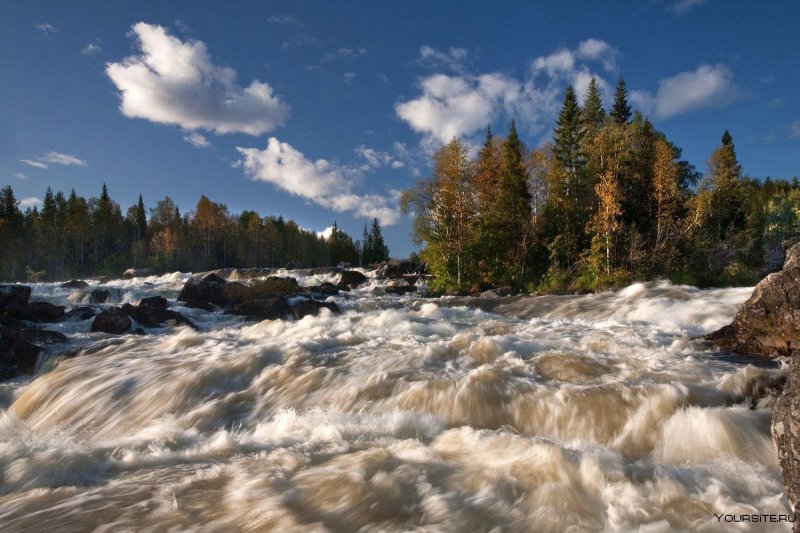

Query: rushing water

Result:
[0,273,790,532]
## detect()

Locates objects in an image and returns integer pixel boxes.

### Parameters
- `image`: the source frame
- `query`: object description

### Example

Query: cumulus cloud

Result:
[317,226,335,239]
[417,45,468,72]
[21,159,48,169]
[183,132,211,148]
[630,64,737,119]
[355,145,407,171]
[81,42,102,56]
[36,22,56,34]
[14,173,28,180]
[19,197,41,209]
[236,138,399,224]
[106,22,290,136]
[670,0,706,14]
[397,39,617,146]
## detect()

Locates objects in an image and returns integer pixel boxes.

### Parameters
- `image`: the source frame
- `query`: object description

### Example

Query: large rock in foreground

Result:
[707,242,800,358]
[91,307,132,334]
[773,357,800,525]
[0,285,31,312]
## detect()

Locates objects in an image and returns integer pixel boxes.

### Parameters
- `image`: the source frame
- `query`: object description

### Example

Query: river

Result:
[0,272,790,531]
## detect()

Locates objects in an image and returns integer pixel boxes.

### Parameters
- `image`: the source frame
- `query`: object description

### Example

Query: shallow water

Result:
[0,276,790,531]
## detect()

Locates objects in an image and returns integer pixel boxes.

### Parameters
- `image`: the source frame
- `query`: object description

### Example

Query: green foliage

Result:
[611,77,632,124]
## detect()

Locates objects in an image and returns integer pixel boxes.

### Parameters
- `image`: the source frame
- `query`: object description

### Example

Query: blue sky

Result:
[1,0,798,257]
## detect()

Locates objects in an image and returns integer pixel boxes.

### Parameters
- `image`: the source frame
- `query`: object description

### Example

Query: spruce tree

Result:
[553,86,584,174]
[368,218,389,262]
[582,77,605,129]
[611,77,631,124]
[135,194,147,242]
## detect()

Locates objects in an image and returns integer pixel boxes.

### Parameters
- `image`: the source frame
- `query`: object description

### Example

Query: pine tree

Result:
[135,194,147,242]
[368,218,389,262]
[552,86,587,239]
[582,77,605,130]
[611,77,632,124]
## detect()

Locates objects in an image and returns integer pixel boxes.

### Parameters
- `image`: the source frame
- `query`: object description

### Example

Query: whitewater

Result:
[0,272,790,531]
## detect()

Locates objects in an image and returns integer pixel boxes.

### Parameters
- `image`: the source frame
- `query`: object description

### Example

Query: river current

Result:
[0,272,790,531]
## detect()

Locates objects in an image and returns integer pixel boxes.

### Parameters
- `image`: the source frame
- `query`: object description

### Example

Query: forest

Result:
[402,77,800,292]
[0,186,389,281]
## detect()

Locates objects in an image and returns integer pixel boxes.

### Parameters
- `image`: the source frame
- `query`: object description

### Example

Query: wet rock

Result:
[707,242,800,357]
[91,307,132,334]
[121,297,197,330]
[5,301,65,323]
[60,279,89,289]
[339,270,367,289]
[480,287,513,298]
[0,285,31,312]
[178,273,228,310]
[89,289,110,304]
[773,357,800,525]
[65,306,96,320]
[289,299,341,319]
[376,259,417,279]
[0,322,67,380]
[222,277,300,305]
[232,297,290,320]
[303,282,344,296]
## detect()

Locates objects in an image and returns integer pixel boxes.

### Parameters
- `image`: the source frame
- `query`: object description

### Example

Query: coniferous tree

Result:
[611,77,632,124]
[582,77,605,130]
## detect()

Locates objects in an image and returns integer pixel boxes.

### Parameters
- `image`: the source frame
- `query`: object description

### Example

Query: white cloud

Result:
[630,64,736,119]
[36,22,56,34]
[42,151,86,166]
[81,42,102,56]
[14,173,28,180]
[19,197,41,209]
[670,0,706,14]
[321,47,366,63]
[183,132,211,148]
[355,145,406,170]
[268,14,303,26]
[790,121,800,138]
[398,39,617,146]
[317,225,335,239]
[21,159,48,169]
[281,32,322,49]
[106,22,290,136]
[418,45,468,72]
[236,137,399,225]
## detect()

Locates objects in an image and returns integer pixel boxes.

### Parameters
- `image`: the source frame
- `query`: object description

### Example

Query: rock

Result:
[60,279,89,289]
[91,307,132,334]
[773,357,800,524]
[178,273,228,310]
[90,289,110,304]
[707,242,800,357]
[480,287,513,298]
[122,268,153,279]
[66,306,96,320]
[0,285,31,312]
[232,297,290,320]
[121,297,197,330]
[303,282,343,296]
[289,299,341,319]
[5,301,65,323]
[376,259,417,279]
[0,322,67,381]
[222,277,300,305]
[339,270,367,289]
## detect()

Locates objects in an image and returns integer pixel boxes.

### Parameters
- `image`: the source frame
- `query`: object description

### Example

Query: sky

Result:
[1,0,798,257]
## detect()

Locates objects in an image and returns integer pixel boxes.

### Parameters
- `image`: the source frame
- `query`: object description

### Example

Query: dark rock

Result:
[232,297,290,320]
[139,296,168,311]
[60,279,89,289]
[222,277,300,305]
[66,306,96,320]
[773,357,800,525]
[480,287,513,298]
[0,285,31,312]
[178,273,228,309]
[376,260,417,279]
[90,289,110,304]
[289,299,341,319]
[339,270,367,289]
[5,301,65,323]
[91,307,132,334]
[121,297,197,330]
[133,327,146,335]
[0,323,67,380]
[707,242,800,357]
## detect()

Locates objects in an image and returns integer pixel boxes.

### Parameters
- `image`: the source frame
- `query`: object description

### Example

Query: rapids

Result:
[0,275,790,531]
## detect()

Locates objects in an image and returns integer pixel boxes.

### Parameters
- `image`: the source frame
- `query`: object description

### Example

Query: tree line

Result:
[0,185,390,280]
[402,77,800,292]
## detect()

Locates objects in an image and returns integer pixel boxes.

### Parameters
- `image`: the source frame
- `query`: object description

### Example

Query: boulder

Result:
[90,289,110,304]
[60,279,89,289]
[5,301,65,323]
[122,268,153,279]
[121,297,197,330]
[375,259,417,279]
[232,297,290,320]
[339,270,367,289]
[91,307,132,334]
[773,357,800,526]
[178,273,228,310]
[65,306,96,320]
[0,285,31,312]
[0,322,67,380]
[707,242,800,357]
[289,299,341,319]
